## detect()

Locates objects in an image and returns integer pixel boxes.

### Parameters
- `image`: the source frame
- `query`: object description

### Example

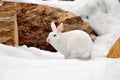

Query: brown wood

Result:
[107,38,120,58]
[0,6,18,46]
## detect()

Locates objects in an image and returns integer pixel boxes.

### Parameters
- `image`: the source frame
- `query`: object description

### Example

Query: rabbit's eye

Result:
[86,16,89,19]
[53,34,56,37]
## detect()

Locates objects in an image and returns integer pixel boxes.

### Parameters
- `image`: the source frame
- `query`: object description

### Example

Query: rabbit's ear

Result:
[57,23,64,33]
[51,21,57,31]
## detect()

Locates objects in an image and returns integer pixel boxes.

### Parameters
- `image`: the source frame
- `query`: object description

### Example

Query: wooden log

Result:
[0,6,18,46]
[107,38,120,58]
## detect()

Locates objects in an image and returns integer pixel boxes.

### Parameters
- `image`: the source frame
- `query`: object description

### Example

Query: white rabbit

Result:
[47,21,93,59]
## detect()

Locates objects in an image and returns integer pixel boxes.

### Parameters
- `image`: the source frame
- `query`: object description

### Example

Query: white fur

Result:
[47,22,93,59]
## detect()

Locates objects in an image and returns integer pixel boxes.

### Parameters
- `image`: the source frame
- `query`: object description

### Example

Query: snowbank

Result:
[0,44,64,59]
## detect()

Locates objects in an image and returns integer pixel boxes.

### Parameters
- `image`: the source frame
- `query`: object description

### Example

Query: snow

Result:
[0,44,120,80]
[1,0,120,80]
[0,44,64,59]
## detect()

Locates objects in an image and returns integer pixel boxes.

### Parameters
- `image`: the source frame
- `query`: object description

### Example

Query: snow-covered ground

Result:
[0,44,120,80]
[1,0,120,80]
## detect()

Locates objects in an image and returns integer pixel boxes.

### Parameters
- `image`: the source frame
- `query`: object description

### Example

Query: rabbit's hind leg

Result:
[78,52,91,60]
[72,50,91,60]
[67,50,82,59]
